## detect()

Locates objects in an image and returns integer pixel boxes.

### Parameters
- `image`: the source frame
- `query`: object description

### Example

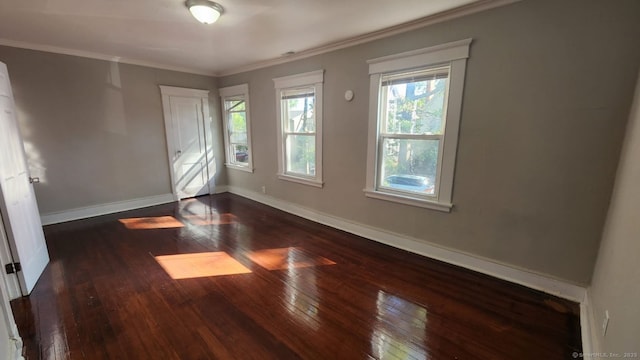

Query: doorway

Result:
[160,86,215,200]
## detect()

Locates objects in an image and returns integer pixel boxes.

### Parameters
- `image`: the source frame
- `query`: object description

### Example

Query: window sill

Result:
[278,174,323,188]
[225,163,254,173]
[363,189,452,212]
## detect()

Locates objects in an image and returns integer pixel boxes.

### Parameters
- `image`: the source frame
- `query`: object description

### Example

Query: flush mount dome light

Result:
[186,0,224,24]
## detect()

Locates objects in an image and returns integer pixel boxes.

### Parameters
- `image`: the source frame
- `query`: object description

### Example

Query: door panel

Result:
[0,99,21,171]
[0,71,10,98]
[0,63,49,296]
[169,96,210,199]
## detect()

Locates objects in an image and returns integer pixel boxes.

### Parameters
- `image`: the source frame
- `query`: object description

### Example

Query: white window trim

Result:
[219,83,254,173]
[273,70,324,188]
[364,39,472,212]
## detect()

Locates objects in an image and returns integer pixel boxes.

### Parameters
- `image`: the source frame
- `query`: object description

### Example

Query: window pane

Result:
[282,88,315,133]
[231,144,249,164]
[229,111,246,133]
[381,70,448,135]
[229,132,247,144]
[286,134,315,176]
[380,138,438,195]
[224,95,250,167]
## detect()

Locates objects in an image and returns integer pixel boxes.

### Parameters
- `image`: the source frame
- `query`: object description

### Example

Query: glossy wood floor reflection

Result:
[12,193,581,359]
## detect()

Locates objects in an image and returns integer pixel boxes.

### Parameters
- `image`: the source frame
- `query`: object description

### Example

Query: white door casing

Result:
[0,62,50,297]
[0,215,19,301]
[0,216,23,360]
[160,86,214,200]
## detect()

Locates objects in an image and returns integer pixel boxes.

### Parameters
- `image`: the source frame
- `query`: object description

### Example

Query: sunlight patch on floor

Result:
[119,216,184,229]
[247,247,336,270]
[155,252,252,279]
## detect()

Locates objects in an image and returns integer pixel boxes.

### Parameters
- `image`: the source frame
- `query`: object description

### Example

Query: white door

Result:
[0,62,50,296]
[160,86,213,200]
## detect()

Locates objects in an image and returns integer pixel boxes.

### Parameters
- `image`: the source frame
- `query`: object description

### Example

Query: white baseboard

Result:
[213,185,229,194]
[40,193,176,225]
[224,185,587,303]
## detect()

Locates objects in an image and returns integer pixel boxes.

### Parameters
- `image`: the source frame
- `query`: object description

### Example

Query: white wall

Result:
[588,71,640,353]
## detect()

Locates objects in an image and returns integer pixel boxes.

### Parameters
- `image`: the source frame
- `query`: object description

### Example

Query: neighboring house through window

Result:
[220,84,253,172]
[364,39,471,211]
[273,70,324,187]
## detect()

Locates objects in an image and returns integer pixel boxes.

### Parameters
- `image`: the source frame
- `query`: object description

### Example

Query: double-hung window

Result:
[365,39,471,212]
[220,84,253,172]
[273,70,324,187]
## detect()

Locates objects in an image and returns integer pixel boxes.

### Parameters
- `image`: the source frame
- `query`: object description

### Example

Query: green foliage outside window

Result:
[382,77,447,189]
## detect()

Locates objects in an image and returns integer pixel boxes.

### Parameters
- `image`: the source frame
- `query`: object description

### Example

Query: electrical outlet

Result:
[602,310,610,336]
[261,185,266,194]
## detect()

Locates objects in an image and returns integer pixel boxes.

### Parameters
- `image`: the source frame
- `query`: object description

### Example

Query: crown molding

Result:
[0,39,217,77]
[218,0,521,76]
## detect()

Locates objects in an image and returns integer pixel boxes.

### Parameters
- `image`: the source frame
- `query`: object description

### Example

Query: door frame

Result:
[0,215,20,300]
[159,86,213,200]
[0,215,24,360]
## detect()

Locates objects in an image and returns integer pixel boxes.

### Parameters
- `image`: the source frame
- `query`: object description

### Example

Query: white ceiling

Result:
[0,0,491,76]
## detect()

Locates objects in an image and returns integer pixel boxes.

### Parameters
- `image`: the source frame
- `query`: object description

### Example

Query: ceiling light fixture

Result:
[186,0,224,24]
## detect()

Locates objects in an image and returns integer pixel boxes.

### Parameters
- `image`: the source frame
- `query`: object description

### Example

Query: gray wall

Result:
[589,72,640,353]
[219,0,640,284]
[0,46,224,215]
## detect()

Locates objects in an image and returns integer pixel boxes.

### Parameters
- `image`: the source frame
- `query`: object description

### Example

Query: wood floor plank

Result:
[12,193,581,359]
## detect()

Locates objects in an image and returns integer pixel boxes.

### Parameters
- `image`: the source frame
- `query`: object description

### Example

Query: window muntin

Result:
[220,84,253,172]
[377,67,449,198]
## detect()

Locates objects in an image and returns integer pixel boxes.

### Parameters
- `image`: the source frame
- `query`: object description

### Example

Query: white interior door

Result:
[0,62,50,296]
[160,86,213,200]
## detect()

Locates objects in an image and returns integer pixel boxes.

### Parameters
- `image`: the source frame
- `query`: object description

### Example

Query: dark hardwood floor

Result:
[11,193,581,359]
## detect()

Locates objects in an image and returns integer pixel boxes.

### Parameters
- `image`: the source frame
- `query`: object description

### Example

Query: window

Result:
[365,39,471,212]
[220,84,253,172]
[273,70,324,187]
